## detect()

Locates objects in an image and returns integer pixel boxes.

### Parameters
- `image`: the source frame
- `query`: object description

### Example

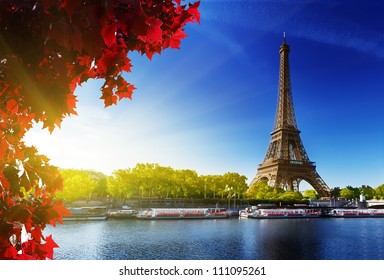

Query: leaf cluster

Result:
[0,0,199,260]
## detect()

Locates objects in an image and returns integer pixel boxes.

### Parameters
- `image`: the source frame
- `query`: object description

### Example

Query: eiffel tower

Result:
[251,36,331,198]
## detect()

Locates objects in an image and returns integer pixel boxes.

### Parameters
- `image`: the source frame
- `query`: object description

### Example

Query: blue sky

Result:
[24,0,384,190]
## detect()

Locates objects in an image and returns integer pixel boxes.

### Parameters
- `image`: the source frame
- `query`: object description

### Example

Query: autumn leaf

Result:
[42,234,59,260]
[100,85,118,107]
[143,18,163,43]
[116,76,136,100]
[52,200,71,225]
[97,50,120,75]
[31,226,43,241]
[101,22,117,48]
[188,1,201,24]
[0,0,200,260]
[6,99,18,114]
[168,28,187,49]
[66,94,78,116]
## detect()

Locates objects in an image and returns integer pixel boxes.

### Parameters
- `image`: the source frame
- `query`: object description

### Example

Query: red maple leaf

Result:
[142,18,163,43]
[169,28,187,49]
[101,22,117,48]
[188,1,201,24]
[0,0,200,260]
[31,226,43,241]
[42,234,59,260]
[116,76,136,100]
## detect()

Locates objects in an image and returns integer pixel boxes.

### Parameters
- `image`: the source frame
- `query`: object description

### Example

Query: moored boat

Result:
[239,207,257,219]
[107,205,137,219]
[240,208,322,219]
[108,209,137,219]
[328,208,384,218]
[136,208,231,220]
[63,206,108,221]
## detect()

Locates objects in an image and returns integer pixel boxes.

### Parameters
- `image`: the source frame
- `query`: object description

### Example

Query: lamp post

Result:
[226,185,231,209]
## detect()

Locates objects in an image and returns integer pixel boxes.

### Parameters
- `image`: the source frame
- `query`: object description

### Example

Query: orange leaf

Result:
[66,94,78,115]
[6,99,18,114]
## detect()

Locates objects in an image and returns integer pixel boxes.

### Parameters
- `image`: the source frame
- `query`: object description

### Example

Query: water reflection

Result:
[45,218,384,260]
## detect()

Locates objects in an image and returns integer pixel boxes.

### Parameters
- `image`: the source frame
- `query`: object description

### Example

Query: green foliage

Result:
[222,172,249,199]
[360,185,375,200]
[106,163,249,200]
[302,189,319,199]
[246,181,284,200]
[278,191,303,201]
[57,166,384,204]
[55,169,107,202]
[374,184,384,199]
[332,185,383,200]
[247,181,305,202]
[330,187,341,198]
[339,188,354,200]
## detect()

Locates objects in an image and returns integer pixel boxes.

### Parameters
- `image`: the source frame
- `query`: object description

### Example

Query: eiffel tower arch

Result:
[251,37,331,198]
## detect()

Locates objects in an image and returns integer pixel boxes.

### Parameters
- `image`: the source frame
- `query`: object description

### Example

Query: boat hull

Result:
[240,208,321,219]
[328,209,384,218]
[63,216,108,221]
[136,208,231,220]
[107,210,137,219]
[63,207,108,221]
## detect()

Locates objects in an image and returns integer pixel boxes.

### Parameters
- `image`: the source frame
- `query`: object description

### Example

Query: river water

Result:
[45,218,384,260]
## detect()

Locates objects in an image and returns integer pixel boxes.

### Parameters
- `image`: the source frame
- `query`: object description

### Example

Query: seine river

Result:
[45,218,384,260]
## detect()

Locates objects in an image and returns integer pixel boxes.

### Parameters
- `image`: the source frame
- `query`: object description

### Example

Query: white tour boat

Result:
[239,208,321,219]
[136,208,232,220]
[328,208,384,218]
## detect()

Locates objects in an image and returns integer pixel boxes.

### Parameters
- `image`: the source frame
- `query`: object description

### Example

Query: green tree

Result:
[201,175,222,199]
[339,188,355,200]
[279,191,303,201]
[87,170,108,199]
[359,185,375,200]
[56,169,99,202]
[107,169,139,199]
[155,166,177,198]
[302,189,319,199]
[330,187,341,198]
[247,181,283,200]
[374,184,384,199]
[184,169,203,198]
[222,172,248,199]
[132,163,157,198]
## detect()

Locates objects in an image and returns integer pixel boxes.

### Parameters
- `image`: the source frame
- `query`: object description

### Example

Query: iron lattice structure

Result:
[251,38,331,198]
